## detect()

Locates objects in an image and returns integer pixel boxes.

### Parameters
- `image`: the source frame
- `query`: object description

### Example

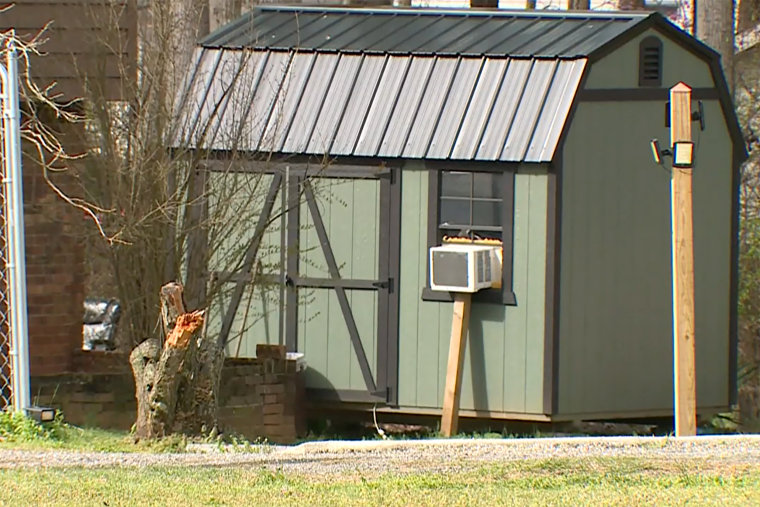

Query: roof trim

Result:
[254,5,649,19]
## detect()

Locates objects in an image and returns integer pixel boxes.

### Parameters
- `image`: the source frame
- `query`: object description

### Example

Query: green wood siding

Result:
[397,163,549,414]
[297,178,380,392]
[557,99,732,416]
[206,172,284,358]
[585,28,714,90]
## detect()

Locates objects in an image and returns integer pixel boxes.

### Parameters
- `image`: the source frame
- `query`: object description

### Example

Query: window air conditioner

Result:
[429,244,502,293]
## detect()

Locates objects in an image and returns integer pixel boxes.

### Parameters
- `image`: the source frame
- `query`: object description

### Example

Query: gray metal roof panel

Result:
[267,13,343,49]
[426,57,483,159]
[450,58,509,161]
[377,56,435,157]
[173,49,587,163]
[218,11,287,48]
[200,6,650,57]
[354,56,411,156]
[299,14,370,50]
[442,17,540,55]
[401,56,459,159]
[185,50,223,146]
[317,15,402,51]
[247,51,292,151]
[280,53,339,154]
[524,59,586,162]
[171,47,206,146]
[488,19,567,56]
[563,20,639,55]
[202,51,246,149]
[454,18,514,54]
[387,16,457,53]
[475,58,532,160]
[260,52,316,153]
[533,20,611,56]
[306,54,362,154]
[208,51,269,151]
[330,55,386,155]
[500,59,557,161]
[414,16,495,54]
[514,19,591,56]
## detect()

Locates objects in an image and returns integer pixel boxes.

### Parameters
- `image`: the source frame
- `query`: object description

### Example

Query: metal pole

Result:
[1,38,31,413]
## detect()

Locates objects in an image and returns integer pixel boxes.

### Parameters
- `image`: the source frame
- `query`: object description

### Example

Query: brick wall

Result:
[31,351,306,443]
[22,147,86,377]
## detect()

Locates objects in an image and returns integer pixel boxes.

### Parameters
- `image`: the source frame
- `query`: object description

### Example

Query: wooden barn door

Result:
[287,168,399,405]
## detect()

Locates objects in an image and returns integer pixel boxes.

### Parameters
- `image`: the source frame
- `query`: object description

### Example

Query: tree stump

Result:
[129,282,217,440]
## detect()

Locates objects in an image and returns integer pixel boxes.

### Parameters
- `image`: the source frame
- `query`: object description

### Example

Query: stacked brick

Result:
[219,345,305,444]
[32,348,306,443]
[32,370,136,430]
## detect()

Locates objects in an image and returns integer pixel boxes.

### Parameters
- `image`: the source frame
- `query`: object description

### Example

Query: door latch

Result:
[372,279,392,291]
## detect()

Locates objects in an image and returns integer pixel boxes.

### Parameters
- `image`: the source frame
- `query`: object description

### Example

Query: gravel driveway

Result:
[2,435,760,476]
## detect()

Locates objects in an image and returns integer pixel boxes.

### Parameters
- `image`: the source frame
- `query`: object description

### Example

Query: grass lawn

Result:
[0,425,189,453]
[1,457,758,506]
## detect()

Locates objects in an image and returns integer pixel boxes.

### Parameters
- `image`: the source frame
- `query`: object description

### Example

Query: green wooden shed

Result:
[173,6,746,422]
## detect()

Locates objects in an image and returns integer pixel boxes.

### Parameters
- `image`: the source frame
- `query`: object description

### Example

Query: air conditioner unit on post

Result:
[429,244,502,293]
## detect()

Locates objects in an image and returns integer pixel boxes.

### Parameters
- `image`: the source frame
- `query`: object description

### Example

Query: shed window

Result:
[639,36,663,87]
[440,171,503,240]
[422,168,517,306]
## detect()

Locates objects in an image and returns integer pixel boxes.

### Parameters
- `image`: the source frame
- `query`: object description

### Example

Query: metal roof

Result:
[200,6,648,58]
[172,48,586,163]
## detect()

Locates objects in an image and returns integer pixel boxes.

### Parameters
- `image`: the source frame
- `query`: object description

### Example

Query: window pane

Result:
[441,171,471,198]
[440,198,470,226]
[472,200,501,227]
[473,172,500,198]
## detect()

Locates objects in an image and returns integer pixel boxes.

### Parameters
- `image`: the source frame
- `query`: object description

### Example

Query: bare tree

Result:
[3,0,319,439]
[697,0,735,89]
[739,0,760,33]
[733,0,760,427]
[568,0,590,9]
[617,0,645,9]
[470,0,498,7]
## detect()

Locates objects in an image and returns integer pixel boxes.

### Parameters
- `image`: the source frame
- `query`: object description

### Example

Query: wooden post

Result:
[670,82,697,437]
[441,293,472,437]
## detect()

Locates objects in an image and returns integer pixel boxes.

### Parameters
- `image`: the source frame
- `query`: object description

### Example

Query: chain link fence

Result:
[0,46,12,410]
[0,186,10,409]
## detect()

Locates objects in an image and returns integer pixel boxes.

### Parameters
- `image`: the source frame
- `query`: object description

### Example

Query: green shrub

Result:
[0,410,65,442]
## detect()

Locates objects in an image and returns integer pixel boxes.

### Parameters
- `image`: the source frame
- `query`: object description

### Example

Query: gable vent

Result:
[639,36,663,87]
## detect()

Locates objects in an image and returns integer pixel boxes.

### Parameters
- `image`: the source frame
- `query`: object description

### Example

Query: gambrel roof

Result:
[173,6,744,163]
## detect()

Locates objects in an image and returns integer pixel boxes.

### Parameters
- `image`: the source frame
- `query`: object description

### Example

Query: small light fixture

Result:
[650,139,672,165]
[650,139,662,164]
[26,406,56,423]
[672,141,694,168]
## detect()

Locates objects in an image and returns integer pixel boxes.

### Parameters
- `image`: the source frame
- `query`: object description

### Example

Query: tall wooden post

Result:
[670,82,697,437]
[440,293,472,437]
